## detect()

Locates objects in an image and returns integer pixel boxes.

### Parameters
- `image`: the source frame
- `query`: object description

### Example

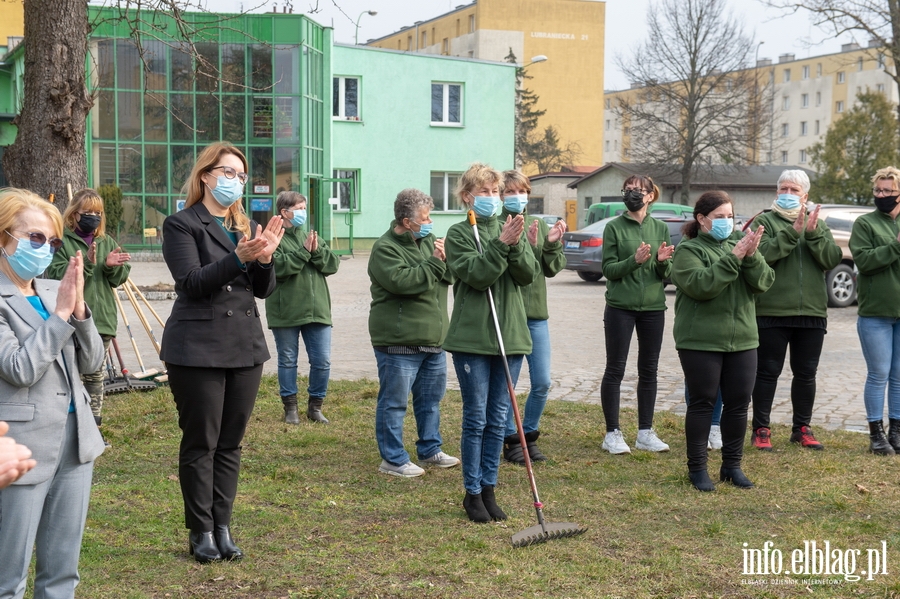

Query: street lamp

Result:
[354,10,377,45]
[524,55,548,68]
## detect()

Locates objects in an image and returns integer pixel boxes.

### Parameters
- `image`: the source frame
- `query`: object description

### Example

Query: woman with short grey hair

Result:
[368,188,458,478]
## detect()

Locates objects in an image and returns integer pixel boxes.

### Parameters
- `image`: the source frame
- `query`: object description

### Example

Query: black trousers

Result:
[679,349,757,472]
[601,306,665,431]
[168,363,264,532]
[752,326,825,432]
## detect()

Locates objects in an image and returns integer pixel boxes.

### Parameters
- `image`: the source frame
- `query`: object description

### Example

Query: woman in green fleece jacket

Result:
[368,188,458,478]
[672,191,774,492]
[849,166,900,455]
[444,163,538,523]
[48,188,131,431]
[265,191,340,424]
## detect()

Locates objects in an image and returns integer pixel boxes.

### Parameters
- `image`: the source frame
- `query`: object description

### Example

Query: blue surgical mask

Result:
[208,176,244,208]
[472,195,499,217]
[2,236,53,280]
[709,218,734,241]
[411,221,433,239]
[503,194,529,214]
[289,209,307,228]
[776,194,801,210]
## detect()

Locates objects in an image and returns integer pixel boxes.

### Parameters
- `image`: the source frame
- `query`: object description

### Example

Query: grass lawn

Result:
[70,376,900,598]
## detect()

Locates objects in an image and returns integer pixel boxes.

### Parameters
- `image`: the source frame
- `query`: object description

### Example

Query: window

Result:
[800,121,808,135]
[781,151,788,164]
[836,100,844,113]
[430,171,463,211]
[332,76,359,120]
[879,53,886,69]
[442,38,449,55]
[799,149,807,163]
[584,196,593,209]
[431,82,462,125]
[407,35,412,51]
[605,140,610,151]
[783,69,791,82]
[801,93,809,108]
[814,120,820,135]
[878,83,886,93]
[469,14,475,33]
[802,65,810,79]
[815,91,821,106]
[605,119,610,131]
[782,123,789,137]
[456,19,460,37]
[422,31,427,47]
[614,140,618,151]
[837,71,845,83]
[782,96,790,110]
[816,63,822,77]
[332,169,359,211]
[605,99,611,109]
[858,57,864,71]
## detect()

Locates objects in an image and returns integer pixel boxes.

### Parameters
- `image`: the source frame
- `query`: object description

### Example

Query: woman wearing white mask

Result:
[672,191,774,492]
[748,170,841,452]
[161,142,284,563]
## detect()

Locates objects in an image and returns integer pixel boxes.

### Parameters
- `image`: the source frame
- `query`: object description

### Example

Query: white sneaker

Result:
[602,429,631,454]
[636,429,670,452]
[378,460,425,478]
[419,451,460,468]
[708,425,723,450]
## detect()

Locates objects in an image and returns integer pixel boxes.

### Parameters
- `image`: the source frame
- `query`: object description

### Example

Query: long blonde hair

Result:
[182,142,250,237]
[63,188,106,238]
[0,188,63,239]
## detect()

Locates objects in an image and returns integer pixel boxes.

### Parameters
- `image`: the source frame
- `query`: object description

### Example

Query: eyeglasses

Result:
[78,211,102,217]
[621,188,650,196]
[5,230,63,254]
[208,165,249,185]
[873,188,898,196]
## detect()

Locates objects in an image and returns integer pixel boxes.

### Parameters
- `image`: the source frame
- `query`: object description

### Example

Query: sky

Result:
[184,0,860,89]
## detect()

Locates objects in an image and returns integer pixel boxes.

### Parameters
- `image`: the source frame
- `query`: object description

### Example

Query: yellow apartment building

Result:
[367,0,606,171]
[0,0,22,47]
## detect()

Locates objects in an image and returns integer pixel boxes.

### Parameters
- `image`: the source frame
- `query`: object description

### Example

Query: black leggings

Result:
[679,349,757,472]
[601,306,665,431]
[752,326,825,432]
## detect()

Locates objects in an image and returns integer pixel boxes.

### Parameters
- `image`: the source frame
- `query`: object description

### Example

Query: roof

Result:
[567,162,818,189]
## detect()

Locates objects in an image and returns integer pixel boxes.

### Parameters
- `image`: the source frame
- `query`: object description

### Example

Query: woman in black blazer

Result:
[161,142,283,563]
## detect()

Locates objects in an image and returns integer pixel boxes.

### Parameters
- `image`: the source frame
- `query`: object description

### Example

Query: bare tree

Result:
[615,0,772,204]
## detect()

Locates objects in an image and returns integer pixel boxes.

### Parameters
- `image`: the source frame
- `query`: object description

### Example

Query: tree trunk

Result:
[3,0,92,213]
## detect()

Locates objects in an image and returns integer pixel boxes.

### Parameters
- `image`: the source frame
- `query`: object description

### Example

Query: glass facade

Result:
[86,8,329,249]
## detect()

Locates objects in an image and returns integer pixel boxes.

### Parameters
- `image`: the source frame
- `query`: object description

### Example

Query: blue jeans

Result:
[374,350,447,466]
[452,352,523,495]
[506,319,551,437]
[857,316,900,421]
[271,324,332,399]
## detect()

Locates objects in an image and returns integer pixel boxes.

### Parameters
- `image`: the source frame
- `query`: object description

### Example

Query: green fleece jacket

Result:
[46,228,131,337]
[750,210,842,318]
[672,231,775,352]
[265,226,340,328]
[500,208,565,320]
[601,213,672,312]
[367,224,453,347]
[443,214,538,355]
[849,209,900,318]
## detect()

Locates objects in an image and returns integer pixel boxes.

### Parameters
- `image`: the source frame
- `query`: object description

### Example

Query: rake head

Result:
[511,522,587,548]
[104,378,159,395]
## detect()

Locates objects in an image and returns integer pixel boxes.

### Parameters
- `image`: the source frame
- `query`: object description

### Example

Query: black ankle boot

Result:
[503,434,525,465]
[869,421,895,455]
[688,470,715,492]
[480,486,507,521]
[189,531,222,563]
[889,419,900,452]
[214,525,244,561]
[524,430,547,462]
[462,492,491,523]
[307,397,329,423]
[281,394,300,425]
[720,467,754,488]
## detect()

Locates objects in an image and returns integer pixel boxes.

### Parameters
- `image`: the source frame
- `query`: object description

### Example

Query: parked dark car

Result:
[563,215,690,282]
[531,214,564,227]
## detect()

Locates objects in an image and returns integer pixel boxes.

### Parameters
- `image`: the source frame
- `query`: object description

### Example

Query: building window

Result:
[815,91,821,106]
[799,149,807,163]
[836,100,844,113]
[878,83,886,93]
[456,19,460,37]
[332,169,359,211]
[469,14,475,33]
[800,121,808,136]
[782,96,790,110]
[816,63,822,77]
[332,76,359,120]
[614,140,618,151]
[783,69,791,82]
[781,151,788,164]
[605,99,611,109]
[769,71,774,84]
[801,93,809,108]
[878,53,886,69]
[431,82,462,125]
[837,71,845,83]
[605,119,610,131]
[782,123,789,137]
[584,195,593,209]
[802,65,810,79]
[815,120,820,135]
[430,171,464,211]
[858,57,864,71]
[605,140,610,151]
[442,38,449,55]
[407,35,412,51]
[421,31,427,48]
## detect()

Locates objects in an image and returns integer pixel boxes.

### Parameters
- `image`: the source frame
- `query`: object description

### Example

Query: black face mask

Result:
[77,214,101,234]
[623,189,646,212]
[874,194,900,214]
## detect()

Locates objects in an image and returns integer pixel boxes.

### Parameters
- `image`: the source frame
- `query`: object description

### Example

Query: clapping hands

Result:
[236,217,285,265]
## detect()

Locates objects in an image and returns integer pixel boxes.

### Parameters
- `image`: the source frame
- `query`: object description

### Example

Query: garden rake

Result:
[467,210,587,547]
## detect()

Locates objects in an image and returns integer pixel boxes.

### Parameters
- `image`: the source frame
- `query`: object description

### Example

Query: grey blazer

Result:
[0,272,105,485]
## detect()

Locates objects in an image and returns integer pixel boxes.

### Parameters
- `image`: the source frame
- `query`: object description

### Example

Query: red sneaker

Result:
[790,425,824,450]
[752,427,773,451]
